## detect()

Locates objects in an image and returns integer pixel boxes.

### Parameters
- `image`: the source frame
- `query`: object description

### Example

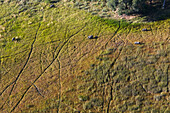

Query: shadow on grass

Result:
[50,0,60,3]
[141,1,170,22]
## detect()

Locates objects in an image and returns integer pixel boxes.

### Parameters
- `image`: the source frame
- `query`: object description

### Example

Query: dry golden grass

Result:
[0,1,169,113]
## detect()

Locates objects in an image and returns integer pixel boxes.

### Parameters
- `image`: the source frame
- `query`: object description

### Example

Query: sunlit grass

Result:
[0,1,169,113]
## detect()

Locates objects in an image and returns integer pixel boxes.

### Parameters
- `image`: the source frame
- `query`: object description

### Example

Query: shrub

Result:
[78,95,89,101]
[107,0,149,15]
[74,1,79,5]
[102,8,108,12]
[0,0,4,3]
[83,101,93,110]
[84,6,90,10]
[90,98,103,106]
[132,0,146,13]
[101,2,105,7]
[91,12,98,15]
[44,0,51,3]
[107,0,118,11]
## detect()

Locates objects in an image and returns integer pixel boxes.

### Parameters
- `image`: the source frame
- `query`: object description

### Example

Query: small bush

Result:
[101,12,107,15]
[158,82,167,88]
[0,0,4,3]
[83,101,93,110]
[128,105,139,111]
[44,0,51,3]
[102,8,108,12]
[91,12,98,15]
[84,7,90,10]
[78,95,89,101]
[101,2,105,7]
[74,2,80,7]
[90,98,103,106]
[107,0,118,11]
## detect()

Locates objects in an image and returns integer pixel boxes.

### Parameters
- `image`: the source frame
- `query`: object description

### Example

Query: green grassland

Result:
[0,1,169,113]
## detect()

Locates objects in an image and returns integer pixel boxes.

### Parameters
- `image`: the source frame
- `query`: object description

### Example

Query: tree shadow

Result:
[141,0,170,22]
[50,0,60,3]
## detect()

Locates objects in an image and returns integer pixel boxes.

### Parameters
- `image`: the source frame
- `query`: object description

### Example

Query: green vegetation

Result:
[0,0,169,113]
[67,0,170,21]
[44,0,51,3]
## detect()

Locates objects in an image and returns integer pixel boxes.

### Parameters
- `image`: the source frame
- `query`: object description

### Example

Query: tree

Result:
[107,0,148,15]
[132,0,146,12]
[107,0,119,10]
[122,0,132,9]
